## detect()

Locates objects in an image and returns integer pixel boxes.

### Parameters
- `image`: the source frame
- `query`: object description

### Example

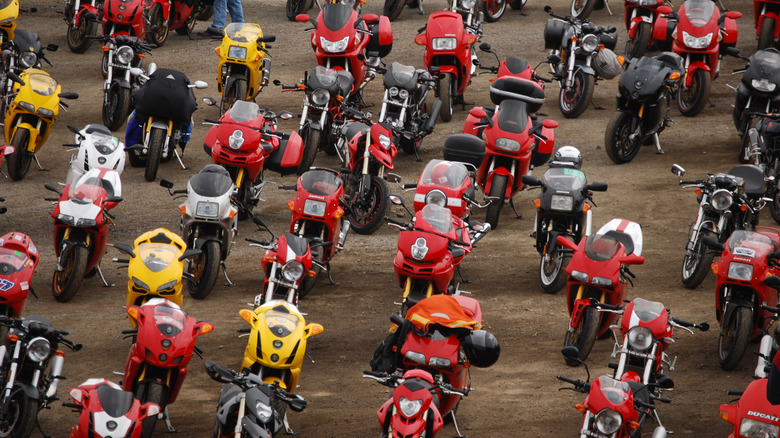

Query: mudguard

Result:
[112,78,131,90]
[74,5,99,26]
[569,297,592,327]
[10,125,40,153]
[574,63,595,77]
[485,168,514,199]
[757,12,780,38]
[628,15,652,39]
[684,61,711,87]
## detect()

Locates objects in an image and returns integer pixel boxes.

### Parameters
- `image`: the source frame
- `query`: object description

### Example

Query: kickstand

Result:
[221,261,236,287]
[96,265,115,287]
[282,412,300,435]
[173,149,188,170]
[35,419,52,438]
[509,198,523,219]
[33,154,47,171]
[450,410,469,438]
[162,406,177,433]
[590,98,605,110]
[456,266,470,284]
[325,262,339,286]
[604,0,613,15]
[708,97,715,108]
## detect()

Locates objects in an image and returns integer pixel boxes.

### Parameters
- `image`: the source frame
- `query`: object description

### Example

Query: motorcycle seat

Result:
[344,122,370,141]
[84,124,112,136]
[728,164,765,199]
[603,230,635,255]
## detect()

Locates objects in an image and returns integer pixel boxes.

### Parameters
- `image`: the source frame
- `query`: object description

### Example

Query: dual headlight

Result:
[411,237,429,261]
[682,31,712,49]
[320,36,349,53]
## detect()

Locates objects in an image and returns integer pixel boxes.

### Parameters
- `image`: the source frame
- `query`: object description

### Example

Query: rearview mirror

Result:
[160,179,174,189]
[671,164,685,177]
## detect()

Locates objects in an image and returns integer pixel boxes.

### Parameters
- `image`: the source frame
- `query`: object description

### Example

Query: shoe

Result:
[202,25,224,37]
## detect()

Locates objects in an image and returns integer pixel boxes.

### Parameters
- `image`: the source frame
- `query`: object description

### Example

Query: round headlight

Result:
[388,87,399,97]
[595,409,622,435]
[710,189,733,211]
[627,326,653,351]
[19,51,37,69]
[116,46,134,65]
[581,34,599,53]
[311,88,330,106]
[425,189,447,208]
[282,260,305,281]
[27,337,51,362]
[460,0,477,8]
[398,89,409,100]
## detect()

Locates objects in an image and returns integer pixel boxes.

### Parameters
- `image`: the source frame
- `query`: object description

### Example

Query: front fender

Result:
[721,300,753,328]
[684,61,711,87]
[569,297,592,327]
[112,78,131,90]
[9,125,40,153]
[574,63,595,77]
[628,15,652,38]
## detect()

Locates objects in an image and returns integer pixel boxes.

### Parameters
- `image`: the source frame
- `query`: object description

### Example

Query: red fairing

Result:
[418,11,475,96]
[621,300,671,339]
[102,0,145,37]
[274,132,305,169]
[722,16,739,45]
[585,377,639,423]
[0,232,38,318]
[68,378,154,438]
[288,170,345,262]
[719,379,780,434]
[374,15,393,47]
[537,126,555,155]
[653,13,673,45]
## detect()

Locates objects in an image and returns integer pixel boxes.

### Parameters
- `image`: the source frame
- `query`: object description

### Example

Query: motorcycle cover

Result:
[132,68,197,124]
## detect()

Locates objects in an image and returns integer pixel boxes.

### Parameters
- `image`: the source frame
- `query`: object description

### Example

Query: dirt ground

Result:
[0,0,769,435]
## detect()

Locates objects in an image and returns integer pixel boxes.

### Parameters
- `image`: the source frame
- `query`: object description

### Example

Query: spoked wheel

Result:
[67,18,95,53]
[6,129,32,181]
[287,0,314,20]
[348,175,389,235]
[539,246,570,294]
[481,0,507,22]
[221,76,248,114]
[0,392,37,438]
[144,127,166,182]
[563,304,599,366]
[681,229,715,289]
[485,174,507,229]
[558,70,594,119]
[718,306,752,370]
[677,68,711,117]
[570,0,596,19]
[759,17,776,50]
[384,0,406,21]
[186,240,221,299]
[52,244,88,302]
[625,21,650,59]
[145,3,169,47]
[102,87,131,131]
[604,111,641,164]
[439,73,454,123]
[297,123,320,175]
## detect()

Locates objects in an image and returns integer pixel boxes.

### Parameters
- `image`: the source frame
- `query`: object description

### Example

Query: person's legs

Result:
[212,0,227,28]
[226,0,244,24]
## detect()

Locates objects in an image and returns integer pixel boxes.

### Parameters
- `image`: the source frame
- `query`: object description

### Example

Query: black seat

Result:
[603,230,635,255]
[84,124,112,136]
[655,52,684,72]
[728,164,765,199]
[344,122,370,142]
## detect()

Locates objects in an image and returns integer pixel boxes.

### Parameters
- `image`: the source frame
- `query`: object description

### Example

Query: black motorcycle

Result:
[672,163,767,289]
[377,62,441,157]
[743,112,780,224]
[605,52,684,164]
[205,360,307,437]
[543,6,620,118]
[99,35,154,131]
[730,48,780,163]
[521,163,607,293]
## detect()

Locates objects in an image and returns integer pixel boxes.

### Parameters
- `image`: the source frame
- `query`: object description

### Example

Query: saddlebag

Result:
[489,76,545,112]
[543,19,566,50]
[366,15,393,58]
[443,134,485,168]
[266,132,304,176]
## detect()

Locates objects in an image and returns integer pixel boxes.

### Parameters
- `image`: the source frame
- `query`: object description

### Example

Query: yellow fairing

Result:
[125,228,187,310]
[0,0,19,41]
[240,300,323,392]
[4,69,62,150]
[215,22,267,97]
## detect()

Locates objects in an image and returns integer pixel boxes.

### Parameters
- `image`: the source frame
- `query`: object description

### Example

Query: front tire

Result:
[570,0,596,19]
[287,0,313,20]
[145,3,169,47]
[103,87,131,131]
[186,240,221,299]
[67,18,95,53]
[144,127,167,181]
[348,175,389,235]
[439,73,454,123]
[718,306,752,371]
[384,0,406,21]
[539,245,570,294]
[677,68,711,117]
[221,75,248,114]
[485,174,507,229]
[681,229,715,289]
[138,382,165,438]
[6,129,32,181]
[759,17,776,51]
[563,305,599,366]
[52,244,88,302]
[605,111,641,164]
[299,242,323,298]
[298,124,320,175]
[626,21,650,59]
[0,392,37,438]
[481,0,507,22]
[558,70,594,119]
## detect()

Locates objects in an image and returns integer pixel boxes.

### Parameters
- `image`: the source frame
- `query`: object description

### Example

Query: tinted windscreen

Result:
[323,2,352,31]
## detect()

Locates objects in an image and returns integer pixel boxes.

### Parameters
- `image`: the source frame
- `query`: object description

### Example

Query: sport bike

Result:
[63,0,101,53]
[623,0,673,59]
[731,48,780,162]
[214,22,275,113]
[719,377,780,438]
[0,231,39,320]
[62,124,127,185]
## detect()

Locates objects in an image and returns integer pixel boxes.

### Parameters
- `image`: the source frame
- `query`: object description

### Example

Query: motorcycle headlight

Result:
[752,78,777,93]
[460,0,477,8]
[404,350,426,364]
[428,356,451,367]
[157,280,177,292]
[57,214,75,225]
[379,134,392,150]
[27,337,51,362]
[116,45,134,65]
[432,37,457,51]
[399,396,423,418]
[425,189,447,208]
[398,89,409,100]
[255,400,273,423]
[19,51,37,69]
[627,326,653,351]
[592,276,613,286]
[728,262,753,281]
[303,199,327,217]
[595,409,622,435]
[196,201,219,218]
[312,88,330,106]
[76,218,97,227]
[710,189,733,211]
[682,31,712,49]
[581,34,599,53]
[132,276,150,292]
[739,418,779,438]
[320,36,349,53]
[229,130,244,150]
[282,260,305,281]
[36,107,54,117]
[17,101,34,113]
[495,138,521,152]
[550,194,574,211]
[388,87,399,97]
[411,237,429,261]
[228,45,247,60]
[571,270,588,283]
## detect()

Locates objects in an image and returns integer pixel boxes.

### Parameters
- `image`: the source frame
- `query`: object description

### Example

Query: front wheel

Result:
[539,245,570,294]
[348,175,389,235]
[145,3,169,47]
[681,229,715,289]
[626,21,650,60]
[563,305,599,366]
[481,0,507,22]
[138,382,166,438]
[759,17,776,51]
[186,240,221,299]
[439,73,454,123]
[677,68,711,117]
[6,128,32,181]
[144,127,167,182]
[287,0,313,20]
[221,75,248,114]
[383,0,406,21]
[0,392,37,438]
[718,306,752,370]
[66,18,95,53]
[558,70,594,119]
[485,174,507,229]
[103,87,131,131]
[297,124,320,175]
[299,242,323,298]
[605,111,641,164]
[52,244,88,302]
[570,0,596,19]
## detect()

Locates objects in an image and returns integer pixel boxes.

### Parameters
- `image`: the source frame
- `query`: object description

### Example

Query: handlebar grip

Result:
[384,216,407,228]
[390,313,405,326]
[278,185,296,190]
[363,369,388,378]
[556,375,579,385]
[237,328,251,334]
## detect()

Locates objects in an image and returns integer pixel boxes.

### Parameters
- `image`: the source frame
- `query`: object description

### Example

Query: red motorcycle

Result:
[122,297,214,436]
[755,0,780,50]
[656,1,741,116]
[702,227,780,370]
[64,0,101,53]
[203,100,304,220]
[719,377,780,438]
[463,74,557,229]
[65,378,161,438]
[296,3,392,104]
[102,0,146,38]
[143,0,207,47]
[555,218,645,365]
[279,168,350,296]
[0,231,38,319]
[365,294,499,437]
[624,0,672,59]
[415,10,478,122]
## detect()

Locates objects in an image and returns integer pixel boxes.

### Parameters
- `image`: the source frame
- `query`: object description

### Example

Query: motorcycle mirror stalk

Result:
[388,194,414,217]
[561,346,590,380]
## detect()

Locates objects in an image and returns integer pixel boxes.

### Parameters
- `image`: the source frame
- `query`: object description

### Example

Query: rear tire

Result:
[384,0,406,21]
[439,73,454,123]
[563,305,599,366]
[348,175,389,235]
[558,70,594,119]
[287,0,314,20]
[481,0,507,22]
[759,17,776,51]
[67,18,95,53]
[718,306,752,370]
[145,3,169,47]
[144,127,166,182]
[605,111,641,164]
[485,174,507,229]
[52,244,88,302]
[7,129,32,181]
[186,240,221,299]
[103,87,131,131]
[570,0,596,19]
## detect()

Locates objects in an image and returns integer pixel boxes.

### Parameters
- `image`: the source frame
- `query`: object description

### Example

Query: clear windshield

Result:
[728,230,776,257]
[390,62,415,84]
[683,0,715,27]
[584,233,622,261]
[597,376,631,404]
[310,65,338,86]
[225,23,262,42]
[300,170,342,196]
[68,174,105,204]
[137,243,178,273]
[541,167,586,191]
[420,160,468,188]
[92,133,121,155]
[28,73,57,96]
[0,247,29,275]
[266,307,301,338]
[228,100,261,123]
[153,302,186,337]
[421,204,453,234]
[632,298,665,322]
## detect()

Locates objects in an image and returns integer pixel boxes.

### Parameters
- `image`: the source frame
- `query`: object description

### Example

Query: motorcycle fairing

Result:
[719,378,780,433]
[384,62,419,90]
[585,376,639,422]
[322,2,354,32]
[621,298,670,339]
[72,1,100,27]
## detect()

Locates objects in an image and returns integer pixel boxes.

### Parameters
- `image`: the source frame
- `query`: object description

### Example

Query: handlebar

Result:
[669,316,709,332]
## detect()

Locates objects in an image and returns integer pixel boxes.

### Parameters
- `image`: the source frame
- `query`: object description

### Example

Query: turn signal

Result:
[617,56,625,66]
[336,95,344,101]
[7,334,17,343]
[571,36,578,43]
[335,208,344,219]
[627,421,640,430]
[288,200,295,211]
[179,204,187,215]
[489,78,495,83]
[55,350,65,357]
[574,404,586,412]
[533,198,541,209]
[239,309,254,324]
[719,409,728,421]
[297,84,306,90]
[741,204,748,211]
[695,188,702,195]
[102,46,109,52]
[254,53,262,61]
[198,322,215,335]
[669,72,681,80]
[228,207,237,219]
[138,54,145,59]
[215,48,220,56]
[712,264,718,275]
[307,270,317,277]
[599,44,605,50]
[264,256,275,264]
[126,306,140,322]
[582,203,591,212]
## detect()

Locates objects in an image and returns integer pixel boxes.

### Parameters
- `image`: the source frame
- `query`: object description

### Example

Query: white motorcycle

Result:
[63,123,126,188]
[160,164,238,299]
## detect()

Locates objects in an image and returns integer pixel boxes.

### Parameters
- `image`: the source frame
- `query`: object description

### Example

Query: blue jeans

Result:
[212,0,244,29]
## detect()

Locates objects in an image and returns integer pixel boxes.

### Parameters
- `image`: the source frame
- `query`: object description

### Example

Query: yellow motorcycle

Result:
[238,300,323,391]
[113,228,201,310]
[214,22,275,113]
[4,68,77,180]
